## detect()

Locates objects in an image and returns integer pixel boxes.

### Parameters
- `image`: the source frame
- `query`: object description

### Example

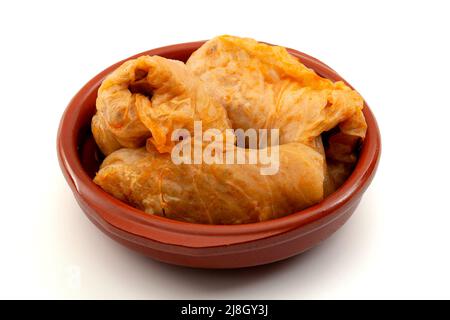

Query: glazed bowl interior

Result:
[58,41,380,249]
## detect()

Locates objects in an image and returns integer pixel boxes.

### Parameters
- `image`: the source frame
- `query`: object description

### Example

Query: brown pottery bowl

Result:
[57,41,381,268]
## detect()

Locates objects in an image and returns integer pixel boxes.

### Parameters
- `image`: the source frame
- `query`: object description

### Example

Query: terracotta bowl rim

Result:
[57,40,381,248]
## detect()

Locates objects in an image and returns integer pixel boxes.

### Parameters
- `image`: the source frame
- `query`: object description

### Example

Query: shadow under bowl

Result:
[57,41,381,269]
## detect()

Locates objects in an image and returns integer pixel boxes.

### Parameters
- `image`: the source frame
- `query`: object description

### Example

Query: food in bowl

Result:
[92,35,367,225]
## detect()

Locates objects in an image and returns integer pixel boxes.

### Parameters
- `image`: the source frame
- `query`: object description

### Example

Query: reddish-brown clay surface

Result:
[57,41,381,268]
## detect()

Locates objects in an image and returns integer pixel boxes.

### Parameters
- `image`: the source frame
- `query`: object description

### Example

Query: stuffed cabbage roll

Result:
[94,142,324,224]
[186,35,366,144]
[93,55,231,155]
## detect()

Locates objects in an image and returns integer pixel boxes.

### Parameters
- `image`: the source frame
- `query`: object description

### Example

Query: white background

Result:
[0,0,449,299]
